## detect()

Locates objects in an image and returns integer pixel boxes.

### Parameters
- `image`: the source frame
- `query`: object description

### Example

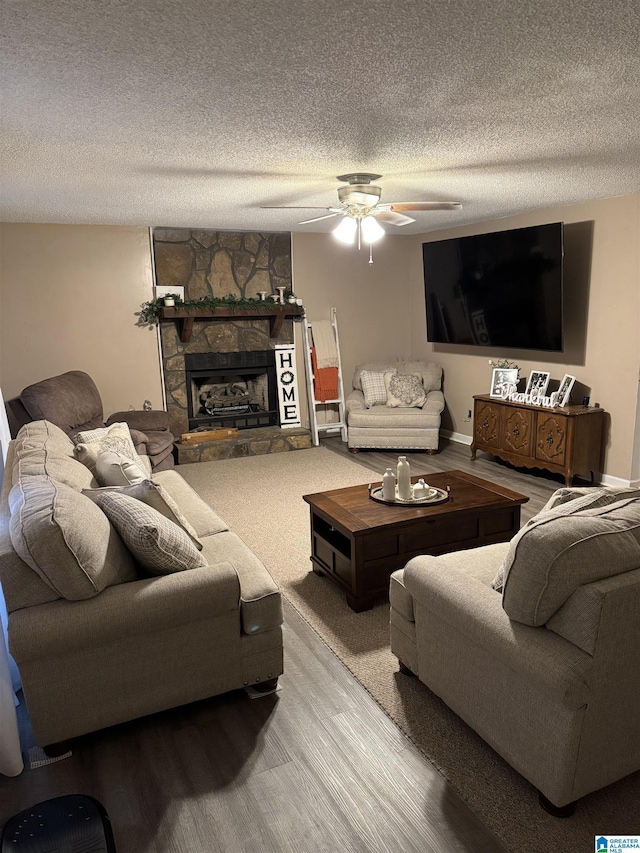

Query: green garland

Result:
[137,293,299,325]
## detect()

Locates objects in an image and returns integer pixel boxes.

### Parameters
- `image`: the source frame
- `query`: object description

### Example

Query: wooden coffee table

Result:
[303,469,528,612]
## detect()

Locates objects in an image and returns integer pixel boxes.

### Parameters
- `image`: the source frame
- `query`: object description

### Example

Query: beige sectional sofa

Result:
[0,420,283,747]
[390,487,640,812]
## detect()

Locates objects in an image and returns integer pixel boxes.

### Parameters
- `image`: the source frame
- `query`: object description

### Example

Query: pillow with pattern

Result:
[384,372,426,408]
[360,369,390,408]
[95,491,207,576]
[73,422,140,474]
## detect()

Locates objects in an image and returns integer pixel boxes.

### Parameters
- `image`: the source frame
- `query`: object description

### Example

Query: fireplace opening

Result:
[184,351,277,431]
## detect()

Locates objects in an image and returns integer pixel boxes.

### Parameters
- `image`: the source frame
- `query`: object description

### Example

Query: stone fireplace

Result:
[153,228,310,462]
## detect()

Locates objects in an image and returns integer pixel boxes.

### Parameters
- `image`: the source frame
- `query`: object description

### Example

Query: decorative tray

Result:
[369,485,449,506]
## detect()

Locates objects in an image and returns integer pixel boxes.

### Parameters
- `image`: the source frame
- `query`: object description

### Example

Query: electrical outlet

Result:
[463,409,472,423]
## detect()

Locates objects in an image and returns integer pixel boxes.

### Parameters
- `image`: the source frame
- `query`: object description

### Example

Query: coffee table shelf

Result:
[303,470,528,612]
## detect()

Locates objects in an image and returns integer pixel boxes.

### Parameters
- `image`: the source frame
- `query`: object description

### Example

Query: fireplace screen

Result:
[184,351,277,431]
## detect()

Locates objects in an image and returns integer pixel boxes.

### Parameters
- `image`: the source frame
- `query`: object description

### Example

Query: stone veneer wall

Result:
[153,228,296,439]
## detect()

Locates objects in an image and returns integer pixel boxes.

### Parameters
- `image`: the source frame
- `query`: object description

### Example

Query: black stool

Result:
[1,795,116,851]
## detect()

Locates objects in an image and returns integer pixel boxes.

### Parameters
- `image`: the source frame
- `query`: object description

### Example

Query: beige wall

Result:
[0,224,163,416]
[291,232,412,392]
[407,193,640,482]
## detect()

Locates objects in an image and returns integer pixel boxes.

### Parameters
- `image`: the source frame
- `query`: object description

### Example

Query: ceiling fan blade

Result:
[385,201,462,212]
[298,213,340,225]
[375,210,415,226]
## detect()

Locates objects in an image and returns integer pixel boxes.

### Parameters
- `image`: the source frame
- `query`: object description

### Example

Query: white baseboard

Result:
[441,429,473,446]
[441,430,635,488]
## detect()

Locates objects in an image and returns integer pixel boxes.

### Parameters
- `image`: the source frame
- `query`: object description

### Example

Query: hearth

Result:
[184,351,277,432]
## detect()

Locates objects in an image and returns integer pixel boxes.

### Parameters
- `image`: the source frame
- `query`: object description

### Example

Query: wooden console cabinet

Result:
[471,394,605,486]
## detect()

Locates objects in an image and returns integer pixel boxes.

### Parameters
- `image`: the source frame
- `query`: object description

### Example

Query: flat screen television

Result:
[423,222,564,351]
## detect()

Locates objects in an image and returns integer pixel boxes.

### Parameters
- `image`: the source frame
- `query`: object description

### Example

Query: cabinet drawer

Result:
[402,516,479,552]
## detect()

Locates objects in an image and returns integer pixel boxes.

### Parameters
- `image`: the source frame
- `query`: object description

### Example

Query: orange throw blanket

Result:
[311,347,339,402]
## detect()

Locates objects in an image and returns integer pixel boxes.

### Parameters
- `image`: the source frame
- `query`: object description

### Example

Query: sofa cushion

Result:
[501,497,640,626]
[384,372,426,408]
[95,491,207,576]
[8,475,138,600]
[83,479,203,550]
[73,422,140,474]
[95,450,149,486]
[152,469,229,537]
[360,369,389,408]
[347,405,442,430]
[13,422,97,491]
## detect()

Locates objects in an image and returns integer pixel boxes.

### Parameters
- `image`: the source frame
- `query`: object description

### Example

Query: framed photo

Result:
[525,370,551,397]
[490,368,519,398]
[556,374,576,407]
[155,285,185,301]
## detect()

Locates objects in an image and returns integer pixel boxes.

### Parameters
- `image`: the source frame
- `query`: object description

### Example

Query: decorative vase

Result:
[412,479,429,499]
[396,456,412,500]
[382,468,396,501]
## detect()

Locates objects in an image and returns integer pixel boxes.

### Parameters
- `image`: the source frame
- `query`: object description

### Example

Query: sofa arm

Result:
[403,556,592,703]
[345,389,366,413]
[107,410,171,432]
[422,389,445,415]
[10,562,241,661]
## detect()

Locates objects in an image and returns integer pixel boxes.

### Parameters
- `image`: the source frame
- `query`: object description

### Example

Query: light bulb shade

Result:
[361,215,385,243]
[333,216,357,244]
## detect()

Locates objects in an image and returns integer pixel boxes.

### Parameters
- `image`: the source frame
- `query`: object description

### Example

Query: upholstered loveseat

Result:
[345,361,444,452]
[0,420,283,748]
[390,487,640,812]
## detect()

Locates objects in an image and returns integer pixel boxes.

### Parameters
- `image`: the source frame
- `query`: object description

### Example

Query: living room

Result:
[1,2,640,852]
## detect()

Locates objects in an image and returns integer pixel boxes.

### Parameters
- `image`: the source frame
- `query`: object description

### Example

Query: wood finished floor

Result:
[1,598,506,852]
[0,440,565,852]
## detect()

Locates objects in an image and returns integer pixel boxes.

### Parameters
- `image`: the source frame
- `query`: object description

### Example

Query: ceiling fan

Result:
[262,173,461,262]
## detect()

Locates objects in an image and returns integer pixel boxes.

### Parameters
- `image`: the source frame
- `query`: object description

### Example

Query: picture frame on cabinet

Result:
[557,374,576,407]
[490,368,519,398]
[525,370,551,397]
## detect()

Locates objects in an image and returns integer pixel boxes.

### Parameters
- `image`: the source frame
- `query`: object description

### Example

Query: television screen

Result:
[423,222,564,351]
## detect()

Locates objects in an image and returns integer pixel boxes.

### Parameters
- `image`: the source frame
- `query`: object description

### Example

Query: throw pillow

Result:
[360,370,389,408]
[95,491,207,576]
[8,475,137,600]
[73,422,139,474]
[95,450,149,486]
[384,372,426,408]
[83,479,203,550]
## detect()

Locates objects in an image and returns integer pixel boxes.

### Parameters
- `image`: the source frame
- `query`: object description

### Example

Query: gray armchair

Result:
[6,370,174,471]
[345,361,444,452]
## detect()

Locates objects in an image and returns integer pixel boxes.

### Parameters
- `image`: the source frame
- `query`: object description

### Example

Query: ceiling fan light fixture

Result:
[333,216,357,244]
[361,215,385,243]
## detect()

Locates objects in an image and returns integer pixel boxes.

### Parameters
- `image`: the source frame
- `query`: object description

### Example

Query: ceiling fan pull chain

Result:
[357,219,361,251]
[369,244,374,264]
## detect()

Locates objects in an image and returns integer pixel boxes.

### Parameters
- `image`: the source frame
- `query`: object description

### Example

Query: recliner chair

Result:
[6,370,175,471]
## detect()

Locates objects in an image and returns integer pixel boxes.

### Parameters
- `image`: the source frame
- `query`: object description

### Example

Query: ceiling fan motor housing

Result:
[337,184,382,207]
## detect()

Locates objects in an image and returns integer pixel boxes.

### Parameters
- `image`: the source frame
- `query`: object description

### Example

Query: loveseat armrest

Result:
[422,389,445,415]
[107,410,171,433]
[403,556,592,704]
[10,562,241,660]
[345,389,366,413]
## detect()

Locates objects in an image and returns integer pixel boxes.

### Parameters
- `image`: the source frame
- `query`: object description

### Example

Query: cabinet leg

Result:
[470,444,477,460]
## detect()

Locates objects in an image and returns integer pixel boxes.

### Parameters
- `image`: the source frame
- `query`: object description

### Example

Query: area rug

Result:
[180,447,640,853]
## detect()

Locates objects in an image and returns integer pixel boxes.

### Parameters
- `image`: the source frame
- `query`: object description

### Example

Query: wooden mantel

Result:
[160,305,304,343]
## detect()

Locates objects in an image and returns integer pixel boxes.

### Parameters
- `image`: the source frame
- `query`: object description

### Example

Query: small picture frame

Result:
[525,370,551,397]
[490,368,519,398]
[556,374,576,407]
[155,285,185,301]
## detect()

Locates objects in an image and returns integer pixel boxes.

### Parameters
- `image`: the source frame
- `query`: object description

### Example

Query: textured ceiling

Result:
[1,1,639,233]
